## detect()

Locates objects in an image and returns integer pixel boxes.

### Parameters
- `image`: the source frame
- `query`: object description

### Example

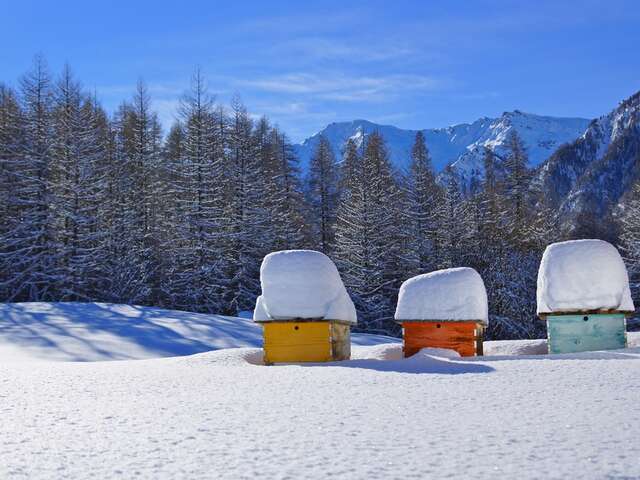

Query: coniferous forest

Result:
[2,57,639,339]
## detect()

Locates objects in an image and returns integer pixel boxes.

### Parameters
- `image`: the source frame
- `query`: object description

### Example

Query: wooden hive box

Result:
[537,240,635,355]
[401,320,485,357]
[253,250,357,365]
[542,311,628,354]
[395,268,489,358]
[257,319,351,365]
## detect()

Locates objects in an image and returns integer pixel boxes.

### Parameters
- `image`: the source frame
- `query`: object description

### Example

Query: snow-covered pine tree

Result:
[432,165,475,270]
[403,131,439,274]
[473,147,510,336]
[223,98,267,314]
[165,69,226,313]
[478,147,502,241]
[250,116,278,253]
[130,81,164,304]
[503,131,533,249]
[100,103,135,303]
[334,132,403,334]
[87,93,114,301]
[108,81,163,304]
[157,121,185,307]
[6,56,56,300]
[473,147,508,268]
[0,84,24,300]
[48,66,108,300]
[267,127,307,250]
[306,135,339,253]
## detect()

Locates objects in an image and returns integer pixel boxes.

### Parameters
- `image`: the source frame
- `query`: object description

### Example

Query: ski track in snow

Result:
[1,302,640,479]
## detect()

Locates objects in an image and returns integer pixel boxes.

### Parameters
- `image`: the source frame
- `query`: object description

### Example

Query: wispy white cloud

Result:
[94,72,448,139]
[236,73,442,102]
[267,36,415,63]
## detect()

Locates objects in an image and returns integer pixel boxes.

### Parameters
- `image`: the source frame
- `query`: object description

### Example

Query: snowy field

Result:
[2,303,640,479]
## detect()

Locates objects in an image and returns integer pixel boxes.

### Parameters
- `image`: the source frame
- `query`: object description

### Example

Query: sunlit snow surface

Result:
[1,302,640,479]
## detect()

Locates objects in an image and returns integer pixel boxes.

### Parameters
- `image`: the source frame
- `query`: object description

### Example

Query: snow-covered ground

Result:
[2,302,640,479]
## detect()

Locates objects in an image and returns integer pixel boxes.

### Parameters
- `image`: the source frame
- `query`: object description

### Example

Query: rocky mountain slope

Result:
[537,91,640,233]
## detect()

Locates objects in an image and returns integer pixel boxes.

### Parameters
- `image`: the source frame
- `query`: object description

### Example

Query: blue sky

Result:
[1,0,639,142]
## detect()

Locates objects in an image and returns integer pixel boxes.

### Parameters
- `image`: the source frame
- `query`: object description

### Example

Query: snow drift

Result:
[537,239,635,314]
[253,250,357,324]
[394,267,489,324]
[0,302,396,362]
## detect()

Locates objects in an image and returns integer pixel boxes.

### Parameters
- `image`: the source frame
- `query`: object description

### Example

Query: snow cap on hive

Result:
[537,239,635,314]
[394,267,489,325]
[253,250,357,324]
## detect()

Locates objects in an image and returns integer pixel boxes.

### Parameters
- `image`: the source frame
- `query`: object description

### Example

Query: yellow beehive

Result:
[253,250,357,364]
[257,319,351,364]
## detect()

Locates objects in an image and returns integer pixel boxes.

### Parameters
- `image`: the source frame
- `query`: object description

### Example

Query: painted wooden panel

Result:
[547,314,627,354]
[402,321,483,357]
[262,321,351,364]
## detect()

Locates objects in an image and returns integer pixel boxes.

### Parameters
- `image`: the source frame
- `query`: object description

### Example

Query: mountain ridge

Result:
[294,112,591,184]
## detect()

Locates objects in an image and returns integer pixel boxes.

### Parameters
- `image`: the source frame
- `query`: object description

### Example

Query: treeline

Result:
[0,58,306,318]
[4,57,633,339]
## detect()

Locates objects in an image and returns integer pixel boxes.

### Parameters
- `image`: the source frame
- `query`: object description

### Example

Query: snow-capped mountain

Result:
[294,113,590,185]
[537,91,640,233]
[447,111,590,188]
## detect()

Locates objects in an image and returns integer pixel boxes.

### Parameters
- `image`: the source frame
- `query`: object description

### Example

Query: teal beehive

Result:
[537,240,634,354]
[546,313,627,354]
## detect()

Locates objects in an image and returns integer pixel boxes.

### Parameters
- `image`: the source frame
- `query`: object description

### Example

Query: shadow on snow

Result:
[0,302,264,361]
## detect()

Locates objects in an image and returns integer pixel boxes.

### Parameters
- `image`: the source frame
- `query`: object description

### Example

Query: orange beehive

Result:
[395,268,489,358]
[402,321,484,357]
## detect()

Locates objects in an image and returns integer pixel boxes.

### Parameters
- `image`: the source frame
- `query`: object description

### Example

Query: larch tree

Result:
[10,56,55,301]
[334,132,404,334]
[224,98,266,314]
[432,166,475,270]
[167,69,226,312]
[49,66,107,300]
[112,81,163,304]
[503,131,532,248]
[267,127,307,250]
[307,135,340,254]
[404,131,439,274]
[0,85,24,300]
